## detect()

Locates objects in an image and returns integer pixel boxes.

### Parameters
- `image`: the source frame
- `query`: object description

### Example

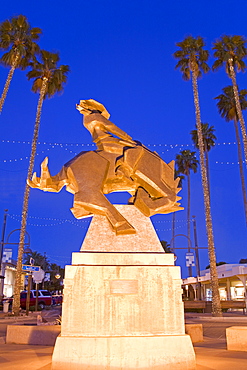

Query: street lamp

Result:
[170,233,193,277]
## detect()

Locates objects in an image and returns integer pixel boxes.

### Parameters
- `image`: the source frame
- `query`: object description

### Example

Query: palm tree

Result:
[174,35,222,316]
[176,150,198,276]
[215,85,247,223]
[0,14,41,113]
[191,123,217,186]
[12,50,70,316]
[23,250,50,270]
[160,240,172,253]
[212,35,247,164]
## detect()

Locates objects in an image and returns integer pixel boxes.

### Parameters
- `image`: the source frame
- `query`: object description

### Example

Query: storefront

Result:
[182,264,247,301]
[2,263,16,298]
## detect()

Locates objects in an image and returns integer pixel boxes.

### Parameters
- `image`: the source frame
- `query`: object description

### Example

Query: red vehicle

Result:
[4,290,52,310]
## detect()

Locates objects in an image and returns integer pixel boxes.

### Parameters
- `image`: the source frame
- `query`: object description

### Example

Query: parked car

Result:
[3,290,52,310]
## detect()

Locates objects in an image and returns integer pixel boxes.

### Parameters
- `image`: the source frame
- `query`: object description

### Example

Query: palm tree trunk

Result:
[205,151,210,187]
[12,78,48,316]
[233,119,247,223]
[205,151,211,199]
[0,53,19,114]
[191,69,222,316]
[187,172,192,277]
[228,58,247,165]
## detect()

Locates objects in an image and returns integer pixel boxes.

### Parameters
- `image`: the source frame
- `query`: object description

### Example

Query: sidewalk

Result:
[195,340,247,370]
[0,311,247,369]
[0,309,58,370]
[0,343,53,370]
[187,312,247,369]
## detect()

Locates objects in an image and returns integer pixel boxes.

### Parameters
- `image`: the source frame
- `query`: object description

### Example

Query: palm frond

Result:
[0,14,41,69]
[191,123,217,152]
[27,50,70,99]
[215,85,247,122]
[175,150,199,176]
[212,35,247,73]
[174,35,209,78]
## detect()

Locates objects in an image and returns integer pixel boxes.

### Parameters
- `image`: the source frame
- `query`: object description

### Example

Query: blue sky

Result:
[1,1,247,277]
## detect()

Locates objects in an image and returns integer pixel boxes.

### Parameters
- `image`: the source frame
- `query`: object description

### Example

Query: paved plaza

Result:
[186,312,247,369]
[0,309,247,369]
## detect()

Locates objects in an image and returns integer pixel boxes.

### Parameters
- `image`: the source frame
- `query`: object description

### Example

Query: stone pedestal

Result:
[52,206,195,369]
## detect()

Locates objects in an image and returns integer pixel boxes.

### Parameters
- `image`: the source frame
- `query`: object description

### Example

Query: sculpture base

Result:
[80,204,165,252]
[52,335,195,370]
[52,206,195,369]
[52,252,196,370]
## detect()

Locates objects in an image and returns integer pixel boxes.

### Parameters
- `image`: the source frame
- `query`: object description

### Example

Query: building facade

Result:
[183,264,247,301]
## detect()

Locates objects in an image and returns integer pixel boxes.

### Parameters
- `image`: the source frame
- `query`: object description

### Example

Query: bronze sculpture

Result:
[28,99,182,235]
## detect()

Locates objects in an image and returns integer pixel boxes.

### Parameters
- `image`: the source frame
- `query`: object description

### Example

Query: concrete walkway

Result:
[0,309,58,369]
[1,311,247,369]
[0,343,53,370]
[187,312,247,369]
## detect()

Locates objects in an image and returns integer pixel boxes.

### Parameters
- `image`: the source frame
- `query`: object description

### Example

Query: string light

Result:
[152,219,188,224]
[0,139,238,148]
[215,160,245,165]
[1,139,96,148]
[9,214,90,222]
[2,154,244,166]
[48,254,71,261]
[47,255,71,264]
[154,224,187,232]
[8,213,192,230]
[8,213,91,229]
[1,139,242,164]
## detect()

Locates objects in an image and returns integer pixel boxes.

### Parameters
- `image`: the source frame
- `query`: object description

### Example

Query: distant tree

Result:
[176,150,198,253]
[191,123,217,186]
[23,250,49,270]
[205,261,227,269]
[50,263,62,271]
[50,263,64,280]
[13,50,69,316]
[0,14,41,113]
[160,240,172,253]
[215,85,247,223]
[212,35,247,164]
[239,259,247,264]
[174,35,222,316]
[46,263,65,292]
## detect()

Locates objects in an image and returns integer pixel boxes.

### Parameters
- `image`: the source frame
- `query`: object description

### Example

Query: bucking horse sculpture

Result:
[28,99,183,235]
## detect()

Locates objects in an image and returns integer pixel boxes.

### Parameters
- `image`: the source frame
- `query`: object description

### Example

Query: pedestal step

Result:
[52,334,196,370]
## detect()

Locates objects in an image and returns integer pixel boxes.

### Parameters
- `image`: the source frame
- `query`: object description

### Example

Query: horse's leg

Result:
[72,190,136,235]
[134,187,181,217]
[68,151,136,235]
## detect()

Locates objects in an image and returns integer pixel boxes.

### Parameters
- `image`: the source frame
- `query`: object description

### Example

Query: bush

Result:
[184,308,204,313]
[29,305,42,311]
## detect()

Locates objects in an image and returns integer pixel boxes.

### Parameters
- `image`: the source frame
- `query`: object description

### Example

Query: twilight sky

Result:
[1,1,247,277]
